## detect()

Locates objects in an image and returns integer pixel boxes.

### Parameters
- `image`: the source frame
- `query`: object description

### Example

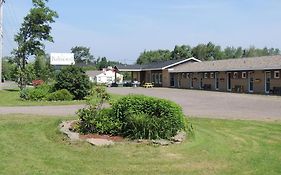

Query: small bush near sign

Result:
[46,89,74,101]
[20,84,51,101]
[54,66,91,100]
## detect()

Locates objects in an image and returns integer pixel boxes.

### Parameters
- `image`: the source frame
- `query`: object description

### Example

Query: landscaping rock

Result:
[171,131,186,143]
[152,139,172,146]
[59,121,80,141]
[86,138,114,146]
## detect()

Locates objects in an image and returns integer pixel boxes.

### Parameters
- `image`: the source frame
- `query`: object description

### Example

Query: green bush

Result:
[20,84,51,101]
[54,66,91,100]
[46,89,74,101]
[111,95,186,139]
[77,108,121,135]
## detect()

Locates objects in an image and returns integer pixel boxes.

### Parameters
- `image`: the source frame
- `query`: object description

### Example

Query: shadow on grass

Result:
[3,89,19,92]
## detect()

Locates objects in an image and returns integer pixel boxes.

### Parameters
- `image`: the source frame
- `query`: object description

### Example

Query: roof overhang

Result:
[170,67,281,73]
[118,69,142,72]
[118,57,202,72]
[161,57,202,70]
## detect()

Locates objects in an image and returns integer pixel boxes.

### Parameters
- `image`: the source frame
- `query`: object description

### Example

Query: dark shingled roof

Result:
[116,57,200,71]
[143,59,186,69]
[115,64,142,70]
[170,55,281,73]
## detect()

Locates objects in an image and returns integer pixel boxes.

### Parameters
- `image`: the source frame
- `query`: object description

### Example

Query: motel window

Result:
[152,74,155,83]
[204,73,208,79]
[210,73,214,79]
[242,72,247,79]
[155,74,159,84]
[159,73,162,84]
[274,71,280,79]
[182,73,186,79]
[233,72,238,79]
[187,73,190,79]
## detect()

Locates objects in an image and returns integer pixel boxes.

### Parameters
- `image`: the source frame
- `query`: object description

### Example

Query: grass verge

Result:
[0,89,85,106]
[0,115,280,175]
[0,90,122,106]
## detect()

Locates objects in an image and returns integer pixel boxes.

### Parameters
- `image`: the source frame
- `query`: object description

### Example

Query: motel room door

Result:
[265,71,271,94]
[170,74,175,87]
[248,71,254,93]
[227,72,232,91]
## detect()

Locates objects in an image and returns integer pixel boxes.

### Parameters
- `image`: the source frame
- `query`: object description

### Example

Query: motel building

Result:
[117,55,281,95]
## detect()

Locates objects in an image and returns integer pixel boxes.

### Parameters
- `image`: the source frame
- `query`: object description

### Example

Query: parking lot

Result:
[108,87,281,121]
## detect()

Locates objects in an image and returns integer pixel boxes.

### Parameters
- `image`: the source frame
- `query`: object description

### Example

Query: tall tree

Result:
[136,50,171,64]
[234,47,243,58]
[224,46,236,59]
[13,0,58,89]
[71,46,94,64]
[192,44,208,61]
[96,57,108,70]
[171,45,193,60]
[34,54,54,81]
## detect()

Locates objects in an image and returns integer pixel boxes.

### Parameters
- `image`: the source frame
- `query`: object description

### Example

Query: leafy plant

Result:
[77,86,121,135]
[20,84,51,101]
[78,108,121,135]
[111,95,187,139]
[46,89,74,101]
[54,66,91,100]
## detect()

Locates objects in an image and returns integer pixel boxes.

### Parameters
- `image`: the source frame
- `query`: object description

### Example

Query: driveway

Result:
[0,105,84,117]
[108,87,281,121]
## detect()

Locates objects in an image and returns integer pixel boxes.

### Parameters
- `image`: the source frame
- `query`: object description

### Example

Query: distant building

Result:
[116,57,201,87]
[86,67,123,85]
[116,56,281,95]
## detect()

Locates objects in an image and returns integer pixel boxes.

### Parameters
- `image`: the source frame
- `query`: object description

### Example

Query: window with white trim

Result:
[204,73,208,79]
[274,71,280,79]
[242,72,247,79]
[233,72,238,79]
[182,73,186,79]
[210,73,214,79]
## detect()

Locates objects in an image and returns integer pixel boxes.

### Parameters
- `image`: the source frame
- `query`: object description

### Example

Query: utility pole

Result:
[0,0,4,84]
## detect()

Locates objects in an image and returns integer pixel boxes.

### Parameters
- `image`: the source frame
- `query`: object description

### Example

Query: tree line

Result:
[2,46,121,83]
[136,42,281,64]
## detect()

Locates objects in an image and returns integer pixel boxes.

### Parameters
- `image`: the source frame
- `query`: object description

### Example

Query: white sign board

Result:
[50,53,75,65]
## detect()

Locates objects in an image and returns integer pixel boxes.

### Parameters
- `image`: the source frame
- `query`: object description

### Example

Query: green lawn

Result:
[0,89,85,106]
[0,115,280,175]
[0,89,122,106]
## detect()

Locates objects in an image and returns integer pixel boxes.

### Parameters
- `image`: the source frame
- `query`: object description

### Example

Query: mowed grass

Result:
[0,89,122,106]
[0,115,280,175]
[0,89,85,106]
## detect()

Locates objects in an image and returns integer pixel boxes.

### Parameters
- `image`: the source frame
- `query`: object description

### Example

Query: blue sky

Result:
[3,0,281,63]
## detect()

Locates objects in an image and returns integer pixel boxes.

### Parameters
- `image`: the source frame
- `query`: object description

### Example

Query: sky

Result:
[3,0,281,64]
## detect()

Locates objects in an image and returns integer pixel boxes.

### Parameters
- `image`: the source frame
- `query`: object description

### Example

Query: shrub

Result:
[20,84,51,101]
[77,86,121,135]
[46,89,74,101]
[77,108,121,135]
[54,66,91,100]
[111,95,186,139]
